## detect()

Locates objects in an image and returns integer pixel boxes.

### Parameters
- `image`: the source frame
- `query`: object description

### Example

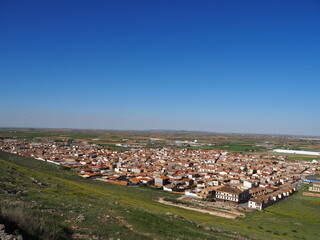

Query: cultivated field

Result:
[2,128,320,154]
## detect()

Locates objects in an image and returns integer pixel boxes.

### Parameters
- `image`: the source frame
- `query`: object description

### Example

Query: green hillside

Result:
[0,151,319,240]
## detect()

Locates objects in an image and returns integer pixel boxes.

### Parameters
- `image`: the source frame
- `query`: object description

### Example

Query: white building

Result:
[273,149,320,156]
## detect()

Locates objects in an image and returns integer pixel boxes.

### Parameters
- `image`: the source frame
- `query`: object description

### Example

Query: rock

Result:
[0,230,24,240]
[204,226,212,231]
[211,228,221,232]
[76,214,86,222]
[115,231,122,235]
[165,212,173,216]
[38,182,45,186]
[0,224,5,232]
[5,189,17,195]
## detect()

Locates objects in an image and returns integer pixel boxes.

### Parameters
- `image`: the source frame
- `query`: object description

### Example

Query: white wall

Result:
[273,149,320,156]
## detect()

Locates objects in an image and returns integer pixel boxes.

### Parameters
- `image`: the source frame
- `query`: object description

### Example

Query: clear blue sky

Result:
[1,0,320,136]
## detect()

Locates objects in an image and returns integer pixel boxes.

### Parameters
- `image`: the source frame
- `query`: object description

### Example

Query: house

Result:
[249,187,267,198]
[230,178,240,185]
[163,183,187,193]
[243,180,257,188]
[248,196,271,210]
[182,178,194,186]
[198,187,218,200]
[138,177,154,185]
[215,186,249,203]
[309,183,320,192]
[129,177,140,185]
[163,184,175,192]
[154,176,170,186]
[185,190,200,198]
[249,185,296,210]
[211,179,221,186]
[132,168,144,174]
[188,172,200,179]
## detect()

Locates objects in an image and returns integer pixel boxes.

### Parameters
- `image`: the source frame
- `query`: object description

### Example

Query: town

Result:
[1,137,319,212]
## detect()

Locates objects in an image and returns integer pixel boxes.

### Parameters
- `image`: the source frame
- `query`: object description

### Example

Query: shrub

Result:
[0,206,72,240]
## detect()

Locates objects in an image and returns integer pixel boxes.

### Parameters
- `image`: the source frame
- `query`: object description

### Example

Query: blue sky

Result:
[1,0,320,135]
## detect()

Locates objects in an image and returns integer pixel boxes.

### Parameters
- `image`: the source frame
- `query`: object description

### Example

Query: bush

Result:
[0,206,72,240]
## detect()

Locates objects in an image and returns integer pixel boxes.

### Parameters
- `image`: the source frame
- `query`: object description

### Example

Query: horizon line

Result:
[1,126,320,138]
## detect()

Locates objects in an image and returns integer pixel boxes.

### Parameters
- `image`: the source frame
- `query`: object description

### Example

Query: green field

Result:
[287,156,320,161]
[187,141,266,153]
[0,151,319,240]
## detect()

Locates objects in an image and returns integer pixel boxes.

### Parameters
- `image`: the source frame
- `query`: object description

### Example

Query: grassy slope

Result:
[0,152,319,240]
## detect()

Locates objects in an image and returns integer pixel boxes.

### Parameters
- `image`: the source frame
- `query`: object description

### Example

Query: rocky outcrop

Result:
[0,224,23,240]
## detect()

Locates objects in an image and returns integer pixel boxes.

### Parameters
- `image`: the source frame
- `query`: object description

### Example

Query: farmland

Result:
[2,128,320,154]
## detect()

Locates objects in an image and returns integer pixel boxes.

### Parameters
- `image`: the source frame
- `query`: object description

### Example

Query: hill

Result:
[0,151,319,240]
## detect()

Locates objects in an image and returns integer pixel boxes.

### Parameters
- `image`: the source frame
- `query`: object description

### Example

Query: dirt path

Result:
[177,196,244,216]
[158,198,240,219]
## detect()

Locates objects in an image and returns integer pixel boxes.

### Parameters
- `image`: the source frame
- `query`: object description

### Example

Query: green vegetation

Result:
[92,143,130,152]
[188,141,266,153]
[0,206,71,240]
[0,151,319,239]
[287,156,320,161]
[240,185,320,240]
[2,128,320,155]
[0,152,243,240]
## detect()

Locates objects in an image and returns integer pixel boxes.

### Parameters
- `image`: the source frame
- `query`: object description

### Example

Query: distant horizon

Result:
[1,126,320,138]
[1,1,320,136]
